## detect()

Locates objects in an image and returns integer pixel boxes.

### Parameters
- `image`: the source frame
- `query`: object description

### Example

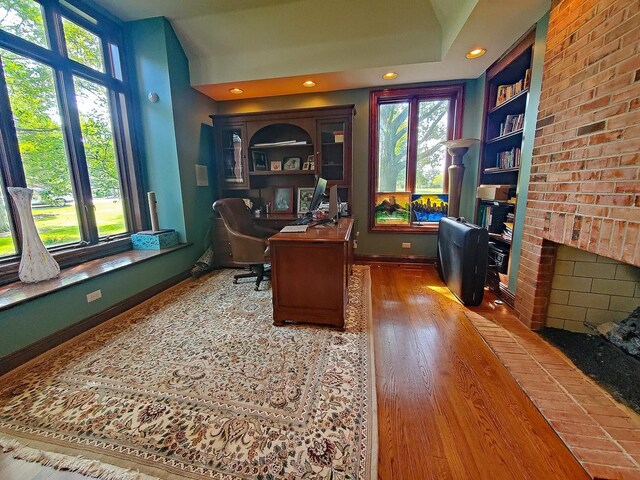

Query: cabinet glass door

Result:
[220,124,249,189]
[318,120,346,182]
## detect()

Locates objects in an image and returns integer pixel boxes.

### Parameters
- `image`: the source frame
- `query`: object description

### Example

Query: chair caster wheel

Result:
[254,286,259,291]
[233,280,238,284]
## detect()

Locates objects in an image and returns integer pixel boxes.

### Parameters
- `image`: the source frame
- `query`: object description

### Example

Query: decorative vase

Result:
[7,187,60,283]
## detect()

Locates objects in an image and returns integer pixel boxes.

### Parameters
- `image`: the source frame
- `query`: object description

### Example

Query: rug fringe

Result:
[0,435,158,480]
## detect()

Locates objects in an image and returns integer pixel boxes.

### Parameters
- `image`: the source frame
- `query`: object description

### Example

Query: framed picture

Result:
[374,192,411,226]
[297,187,315,214]
[302,154,315,170]
[411,194,448,223]
[272,186,294,213]
[283,157,301,170]
[252,150,267,171]
[270,160,282,171]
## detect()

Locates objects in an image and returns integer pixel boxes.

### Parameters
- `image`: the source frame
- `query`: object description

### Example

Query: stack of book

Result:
[498,113,524,136]
[477,204,511,233]
[495,71,529,107]
[495,147,521,169]
[503,221,514,241]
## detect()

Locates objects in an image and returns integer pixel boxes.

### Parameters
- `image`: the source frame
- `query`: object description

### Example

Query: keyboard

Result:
[289,216,313,226]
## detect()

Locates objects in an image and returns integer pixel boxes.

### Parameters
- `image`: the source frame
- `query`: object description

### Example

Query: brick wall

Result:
[515,0,640,329]
[547,245,640,332]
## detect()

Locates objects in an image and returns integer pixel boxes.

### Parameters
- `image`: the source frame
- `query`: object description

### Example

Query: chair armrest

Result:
[252,224,279,238]
[226,229,269,264]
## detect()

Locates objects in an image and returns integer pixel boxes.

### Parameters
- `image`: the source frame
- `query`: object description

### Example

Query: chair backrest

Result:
[213,198,254,236]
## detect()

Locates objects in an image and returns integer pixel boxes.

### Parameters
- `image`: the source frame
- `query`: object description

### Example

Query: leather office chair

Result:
[212,198,277,290]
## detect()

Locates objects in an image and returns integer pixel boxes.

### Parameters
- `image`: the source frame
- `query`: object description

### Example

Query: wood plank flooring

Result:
[0,263,589,479]
[370,263,588,479]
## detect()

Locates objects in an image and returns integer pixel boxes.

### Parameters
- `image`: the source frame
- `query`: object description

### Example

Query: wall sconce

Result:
[440,138,479,218]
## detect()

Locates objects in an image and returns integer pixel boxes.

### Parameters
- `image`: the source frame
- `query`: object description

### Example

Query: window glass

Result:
[74,76,125,237]
[0,0,48,48]
[416,99,449,194]
[1,48,81,247]
[0,187,15,256]
[62,17,104,72]
[370,85,463,231]
[377,102,408,192]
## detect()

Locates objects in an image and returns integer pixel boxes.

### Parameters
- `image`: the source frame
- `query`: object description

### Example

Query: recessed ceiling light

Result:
[382,72,398,80]
[466,48,486,59]
[229,88,244,94]
[302,80,316,88]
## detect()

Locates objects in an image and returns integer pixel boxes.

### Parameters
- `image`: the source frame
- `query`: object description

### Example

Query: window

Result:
[0,0,143,283]
[369,85,464,232]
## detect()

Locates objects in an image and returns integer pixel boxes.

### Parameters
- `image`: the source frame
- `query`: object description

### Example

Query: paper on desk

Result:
[280,225,309,233]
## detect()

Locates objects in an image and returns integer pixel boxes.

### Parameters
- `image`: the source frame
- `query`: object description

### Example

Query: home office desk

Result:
[269,217,354,330]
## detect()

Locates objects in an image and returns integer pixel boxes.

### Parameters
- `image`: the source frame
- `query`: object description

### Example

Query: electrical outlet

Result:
[353,240,358,249]
[86,289,102,303]
[402,242,411,249]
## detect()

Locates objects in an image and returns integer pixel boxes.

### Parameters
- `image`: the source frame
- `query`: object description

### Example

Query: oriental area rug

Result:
[0,265,377,480]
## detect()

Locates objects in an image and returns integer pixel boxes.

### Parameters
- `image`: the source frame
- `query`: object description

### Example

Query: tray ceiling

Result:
[92,0,549,100]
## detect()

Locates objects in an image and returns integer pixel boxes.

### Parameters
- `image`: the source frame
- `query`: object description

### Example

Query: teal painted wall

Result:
[0,18,217,358]
[216,77,484,258]
[508,13,549,293]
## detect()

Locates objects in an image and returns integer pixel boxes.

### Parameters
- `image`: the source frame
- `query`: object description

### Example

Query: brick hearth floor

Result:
[468,299,640,480]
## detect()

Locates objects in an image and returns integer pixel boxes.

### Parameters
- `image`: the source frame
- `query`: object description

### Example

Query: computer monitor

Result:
[308,177,327,214]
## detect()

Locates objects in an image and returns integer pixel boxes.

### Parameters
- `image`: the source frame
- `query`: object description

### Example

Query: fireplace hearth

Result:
[541,327,640,414]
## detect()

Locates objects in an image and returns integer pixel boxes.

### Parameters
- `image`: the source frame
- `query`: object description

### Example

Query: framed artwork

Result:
[272,186,294,213]
[252,150,267,171]
[374,192,411,226]
[270,160,282,171]
[302,154,315,170]
[283,157,301,170]
[297,187,315,214]
[411,194,448,223]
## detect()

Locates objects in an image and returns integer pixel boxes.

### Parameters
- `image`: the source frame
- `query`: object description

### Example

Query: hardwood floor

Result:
[0,264,589,479]
[370,263,588,479]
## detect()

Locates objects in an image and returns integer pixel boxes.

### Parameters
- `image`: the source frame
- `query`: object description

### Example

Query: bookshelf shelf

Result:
[249,170,315,176]
[487,129,524,144]
[483,167,520,174]
[477,28,535,305]
[489,233,512,245]
[488,89,529,115]
[250,143,312,149]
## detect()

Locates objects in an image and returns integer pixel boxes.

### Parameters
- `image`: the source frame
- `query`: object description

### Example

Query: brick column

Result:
[515,0,640,329]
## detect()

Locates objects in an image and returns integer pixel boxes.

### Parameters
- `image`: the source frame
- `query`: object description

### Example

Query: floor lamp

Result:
[441,138,479,218]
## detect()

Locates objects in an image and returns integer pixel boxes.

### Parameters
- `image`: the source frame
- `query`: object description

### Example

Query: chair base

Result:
[233,264,271,290]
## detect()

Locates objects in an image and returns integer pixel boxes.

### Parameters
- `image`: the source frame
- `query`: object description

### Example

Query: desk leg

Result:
[273,312,285,327]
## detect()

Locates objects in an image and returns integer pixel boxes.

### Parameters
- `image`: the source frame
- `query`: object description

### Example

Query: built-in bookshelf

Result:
[477,28,535,304]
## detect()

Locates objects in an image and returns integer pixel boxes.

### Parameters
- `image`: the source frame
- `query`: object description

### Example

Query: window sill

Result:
[0,244,190,312]
[370,223,440,234]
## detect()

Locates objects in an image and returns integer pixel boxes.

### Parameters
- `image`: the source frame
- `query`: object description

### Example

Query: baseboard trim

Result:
[0,270,191,377]
[354,254,436,265]
[498,283,516,308]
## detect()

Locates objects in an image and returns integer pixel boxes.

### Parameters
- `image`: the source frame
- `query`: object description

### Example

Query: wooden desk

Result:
[269,217,354,329]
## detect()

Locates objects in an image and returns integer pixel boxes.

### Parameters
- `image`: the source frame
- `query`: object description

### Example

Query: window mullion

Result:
[58,69,98,243]
[406,97,419,194]
[0,58,26,254]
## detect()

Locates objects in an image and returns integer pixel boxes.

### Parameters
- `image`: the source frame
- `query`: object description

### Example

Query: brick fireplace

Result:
[515,0,640,330]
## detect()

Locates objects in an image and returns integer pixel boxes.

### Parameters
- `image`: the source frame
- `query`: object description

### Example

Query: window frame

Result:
[0,0,145,285]
[368,84,464,233]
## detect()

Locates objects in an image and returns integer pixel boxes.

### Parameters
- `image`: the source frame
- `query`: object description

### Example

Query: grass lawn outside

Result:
[0,198,125,257]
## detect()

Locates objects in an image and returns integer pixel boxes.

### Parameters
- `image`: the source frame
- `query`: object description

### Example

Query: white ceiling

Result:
[91,0,549,100]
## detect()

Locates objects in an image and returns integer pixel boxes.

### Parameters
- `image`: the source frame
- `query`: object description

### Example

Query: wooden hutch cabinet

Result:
[210,105,355,267]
